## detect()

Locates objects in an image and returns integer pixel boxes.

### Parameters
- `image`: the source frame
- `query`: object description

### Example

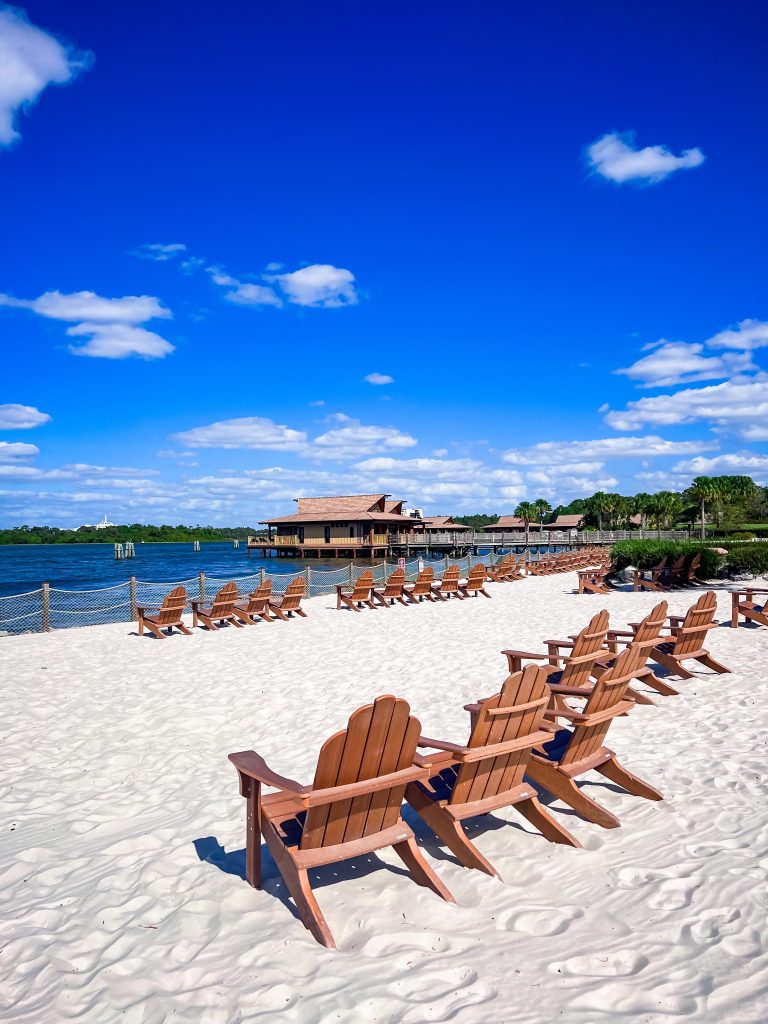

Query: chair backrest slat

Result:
[157,586,187,624]
[560,609,609,687]
[210,581,237,615]
[671,591,717,655]
[451,665,549,807]
[301,696,420,850]
[280,576,306,610]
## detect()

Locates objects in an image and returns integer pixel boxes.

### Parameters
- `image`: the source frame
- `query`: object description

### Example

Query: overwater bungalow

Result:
[421,516,471,533]
[542,514,584,531]
[482,515,543,533]
[252,494,420,558]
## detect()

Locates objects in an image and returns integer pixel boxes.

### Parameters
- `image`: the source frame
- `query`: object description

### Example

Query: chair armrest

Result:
[547,684,592,696]
[228,750,310,796]
[544,708,586,723]
[417,735,467,754]
[501,649,548,660]
[463,701,483,714]
[607,629,634,639]
[544,639,575,649]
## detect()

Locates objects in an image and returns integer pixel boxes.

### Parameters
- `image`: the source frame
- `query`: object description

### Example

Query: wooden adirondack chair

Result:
[137,585,190,639]
[406,665,580,877]
[191,581,242,631]
[234,581,273,624]
[647,591,730,679]
[578,566,610,595]
[660,555,686,589]
[459,564,491,598]
[633,557,667,592]
[228,695,455,948]
[432,564,463,600]
[405,566,437,603]
[682,553,704,586]
[373,568,408,606]
[486,555,514,582]
[525,644,663,829]
[731,587,768,628]
[338,570,377,611]
[601,600,678,697]
[503,610,610,704]
[268,576,307,620]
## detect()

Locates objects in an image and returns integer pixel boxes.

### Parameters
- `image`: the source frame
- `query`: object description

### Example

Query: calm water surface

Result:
[0,543,362,597]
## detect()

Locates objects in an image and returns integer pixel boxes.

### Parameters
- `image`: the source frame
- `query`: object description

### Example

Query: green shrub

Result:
[610,540,723,579]
[727,531,757,540]
[724,544,768,575]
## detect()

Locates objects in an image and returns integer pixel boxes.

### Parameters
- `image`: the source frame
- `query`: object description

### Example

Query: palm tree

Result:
[630,492,652,531]
[586,491,610,531]
[684,476,720,540]
[514,500,537,539]
[532,498,552,526]
[648,491,683,537]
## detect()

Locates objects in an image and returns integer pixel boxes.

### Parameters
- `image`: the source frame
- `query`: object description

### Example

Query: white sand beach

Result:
[1,573,767,1024]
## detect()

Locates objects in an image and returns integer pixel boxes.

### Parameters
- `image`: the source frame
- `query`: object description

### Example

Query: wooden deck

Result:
[247,529,691,558]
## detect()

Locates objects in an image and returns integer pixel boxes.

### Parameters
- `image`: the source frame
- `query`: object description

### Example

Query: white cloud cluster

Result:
[0,289,174,358]
[0,6,92,147]
[364,372,394,385]
[503,435,715,465]
[204,262,358,309]
[0,403,50,429]
[587,131,705,184]
[672,453,768,479]
[172,416,307,451]
[0,440,39,463]
[616,340,755,388]
[310,422,417,460]
[706,319,768,352]
[605,376,768,434]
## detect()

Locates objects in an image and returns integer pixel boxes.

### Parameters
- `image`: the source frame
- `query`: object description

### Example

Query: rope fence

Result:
[0,550,543,636]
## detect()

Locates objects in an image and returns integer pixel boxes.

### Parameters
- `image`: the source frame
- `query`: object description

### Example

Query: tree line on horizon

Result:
[1,475,765,544]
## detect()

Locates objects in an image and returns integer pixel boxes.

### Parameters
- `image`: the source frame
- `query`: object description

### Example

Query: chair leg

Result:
[146,622,164,640]
[177,621,193,636]
[295,608,307,617]
[696,652,731,675]
[392,836,456,901]
[651,648,694,679]
[642,671,679,697]
[262,826,336,948]
[597,755,663,801]
[626,684,655,706]
[406,787,498,876]
[515,796,581,847]
[525,761,621,829]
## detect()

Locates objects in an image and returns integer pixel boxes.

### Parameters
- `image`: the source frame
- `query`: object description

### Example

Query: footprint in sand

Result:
[548,949,649,977]
[497,905,583,935]
[647,877,698,911]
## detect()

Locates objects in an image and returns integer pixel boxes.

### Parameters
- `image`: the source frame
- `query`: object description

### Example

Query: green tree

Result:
[514,500,537,538]
[532,498,552,525]
[684,476,721,540]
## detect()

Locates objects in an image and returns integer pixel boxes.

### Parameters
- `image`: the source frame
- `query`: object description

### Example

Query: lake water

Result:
[0,543,360,597]
[0,541,562,598]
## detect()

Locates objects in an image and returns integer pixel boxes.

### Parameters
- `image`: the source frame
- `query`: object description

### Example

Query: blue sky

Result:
[1,0,766,526]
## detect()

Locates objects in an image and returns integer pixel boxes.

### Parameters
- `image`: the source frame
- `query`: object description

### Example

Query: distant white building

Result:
[91,516,115,532]
[404,507,424,520]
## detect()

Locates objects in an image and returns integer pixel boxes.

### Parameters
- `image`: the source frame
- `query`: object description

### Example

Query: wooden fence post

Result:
[41,582,51,633]
[198,571,206,605]
[129,576,138,621]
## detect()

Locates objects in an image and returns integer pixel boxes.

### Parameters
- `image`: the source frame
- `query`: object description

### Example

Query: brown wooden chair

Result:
[731,587,768,628]
[647,590,730,679]
[525,644,663,829]
[486,555,514,582]
[137,585,190,639]
[682,553,704,587]
[660,555,687,589]
[234,580,273,624]
[405,566,436,603]
[600,600,677,697]
[269,577,307,620]
[459,564,491,598]
[191,581,242,631]
[406,665,580,877]
[337,570,377,611]
[633,557,667,592]
[228,695,455,948]
[578,566,610,595]
[373,567,408,606]
[503,610,610,699]
[432,564,463,600]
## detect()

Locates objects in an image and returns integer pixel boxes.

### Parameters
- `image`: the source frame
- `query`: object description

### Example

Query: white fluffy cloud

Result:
[605,376,768,432]
[0,289,174,359]
[503,435,715,465]
[364,372,393,385]
[0,6,92,147]
[672,453,768,479]
[354,456,482,477]
[0,440,39,463]
[616,341,755,388]
[705,319,768,352]
[311,423,417,460]
[0,403,50,429]
[272,265,358,307]
[172,416,308,451]
[206,268,282,307]
[587,131,705,184]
